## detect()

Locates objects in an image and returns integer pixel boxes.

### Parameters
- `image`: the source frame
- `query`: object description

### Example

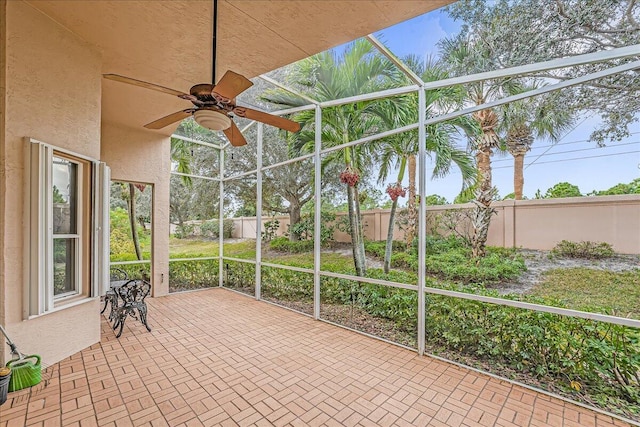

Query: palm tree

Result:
[262,39,402,276]
[440,35,521,257]
[375,57,476,273]
[501,89,575,199]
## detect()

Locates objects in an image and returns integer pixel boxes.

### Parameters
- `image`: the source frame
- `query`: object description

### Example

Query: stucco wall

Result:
[1,1,102,364]
[231,196,640,254]
[101,124,171,297]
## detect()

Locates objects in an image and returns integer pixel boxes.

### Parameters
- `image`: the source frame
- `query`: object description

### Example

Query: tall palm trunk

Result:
[513,154,525,200]
[128,183,142,261]
[383,199,398,274]
[471,108,499,258]
[348,183,366,276]
[405,155,417,247]
[507,124,534,200]
[384,158,407,273]
[344,144,366,276]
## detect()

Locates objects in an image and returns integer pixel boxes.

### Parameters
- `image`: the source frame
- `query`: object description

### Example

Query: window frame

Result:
[52,154,83,301]
[25,138,110,318]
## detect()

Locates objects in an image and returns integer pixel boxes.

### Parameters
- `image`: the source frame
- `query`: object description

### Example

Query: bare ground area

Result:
[494,249,640,295]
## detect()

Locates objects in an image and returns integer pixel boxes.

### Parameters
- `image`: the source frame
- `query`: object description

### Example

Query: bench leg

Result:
[138,305,151,332]
[115,309,128,338]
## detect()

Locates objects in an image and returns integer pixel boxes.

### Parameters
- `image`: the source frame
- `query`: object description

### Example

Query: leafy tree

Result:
[262,39,403,276]
[501,87,575,199]
[225,126,328,241]
[374,56,474,272]
[544,182,582,198]
[426,194,449,205]
[591,178,640,195]
[446,0,640,144]
[53,185,66,203]
[169,120,222,228]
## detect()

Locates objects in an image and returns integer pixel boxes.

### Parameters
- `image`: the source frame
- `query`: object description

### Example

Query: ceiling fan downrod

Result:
[212,0,218,84]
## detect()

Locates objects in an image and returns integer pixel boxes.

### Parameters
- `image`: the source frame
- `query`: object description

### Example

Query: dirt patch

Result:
[493,250,640,295]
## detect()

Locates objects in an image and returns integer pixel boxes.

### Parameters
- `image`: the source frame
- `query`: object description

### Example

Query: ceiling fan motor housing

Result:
[194,109,232,131]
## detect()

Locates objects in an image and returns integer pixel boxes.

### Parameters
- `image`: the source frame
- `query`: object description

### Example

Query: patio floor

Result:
[0,288,632,427]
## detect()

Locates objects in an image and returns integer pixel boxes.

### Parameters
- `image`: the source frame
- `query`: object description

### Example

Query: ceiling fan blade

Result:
[223,121,247,147]
[233,107,301,133]
[212,71,253,100]
[104,74,190,98]
[144,110,194,129]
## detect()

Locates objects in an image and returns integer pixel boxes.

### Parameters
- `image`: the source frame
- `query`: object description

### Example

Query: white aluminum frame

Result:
[171,41,640,337]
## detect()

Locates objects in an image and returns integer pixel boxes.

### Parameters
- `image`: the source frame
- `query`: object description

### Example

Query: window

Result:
[25,139,110,317]
[53,156,81,298]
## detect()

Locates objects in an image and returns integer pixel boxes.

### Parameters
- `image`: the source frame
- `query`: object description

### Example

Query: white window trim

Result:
[24,138,110,318]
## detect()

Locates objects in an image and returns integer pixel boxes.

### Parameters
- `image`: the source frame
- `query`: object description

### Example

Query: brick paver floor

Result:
[0,288,633,427]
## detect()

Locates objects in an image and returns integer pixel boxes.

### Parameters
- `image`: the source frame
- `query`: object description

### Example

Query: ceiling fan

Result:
[102,0,300,147]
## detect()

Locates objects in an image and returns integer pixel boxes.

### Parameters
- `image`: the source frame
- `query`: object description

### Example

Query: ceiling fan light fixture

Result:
[194,109,231,131]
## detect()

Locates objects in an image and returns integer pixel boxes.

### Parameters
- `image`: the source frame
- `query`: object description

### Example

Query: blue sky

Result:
[336,8,640,201]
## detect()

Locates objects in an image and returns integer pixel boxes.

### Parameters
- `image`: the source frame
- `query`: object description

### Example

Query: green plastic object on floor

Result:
[6,355,41,392]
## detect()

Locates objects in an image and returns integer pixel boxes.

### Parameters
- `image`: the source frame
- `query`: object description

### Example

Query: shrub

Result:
[290,211,336,243]
[169,259,219,291]
[222,260,256,294]
[109,228,133,257]
[110,263,151,281]
[425,289,640,413]
[551,240,615,259]
[200,219,234,239]
[269,236,314,253]
[174,223,195,239]
[262,219,280,241]
[391,252,414,269]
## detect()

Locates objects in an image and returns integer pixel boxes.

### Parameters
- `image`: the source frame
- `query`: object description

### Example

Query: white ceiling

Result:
[27,0,453,134]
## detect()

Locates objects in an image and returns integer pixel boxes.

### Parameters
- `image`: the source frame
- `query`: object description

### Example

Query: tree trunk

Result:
[471,148,494,258]
[514,154,525,200]
[405,154,417,248]
[128,183,142,261]
[289,201,301,241]
[348,184,367,276]
[471,107,500,258]
[383,199,398,274]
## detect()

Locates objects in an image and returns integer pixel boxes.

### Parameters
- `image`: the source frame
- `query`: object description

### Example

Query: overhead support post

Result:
[313,105,322,320]
[417,87,427,356]
[366,34,425,86]
[218,148,225,287]
[255,123,264,300]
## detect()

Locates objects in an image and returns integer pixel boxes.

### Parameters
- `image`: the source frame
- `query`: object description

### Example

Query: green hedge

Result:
[222,260,255,295]
[169,259,219,292]
[261,266,313,302]
[425,290,640,414]
[269,237,314,253]
[110,263,151,281]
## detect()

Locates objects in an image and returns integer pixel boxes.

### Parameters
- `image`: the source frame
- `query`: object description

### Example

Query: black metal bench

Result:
[101,268,128,321]
[112,279,152,338]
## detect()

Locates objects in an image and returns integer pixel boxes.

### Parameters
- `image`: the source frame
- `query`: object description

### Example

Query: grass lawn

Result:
[168,237,256,259]
[530,268,640,319]
[262,251,355,272]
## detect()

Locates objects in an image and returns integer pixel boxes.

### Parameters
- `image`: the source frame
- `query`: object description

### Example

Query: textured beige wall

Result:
[101,124,171,297]
[1,1,102,365]
[0,0,7,339]
[231,196,640,254]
